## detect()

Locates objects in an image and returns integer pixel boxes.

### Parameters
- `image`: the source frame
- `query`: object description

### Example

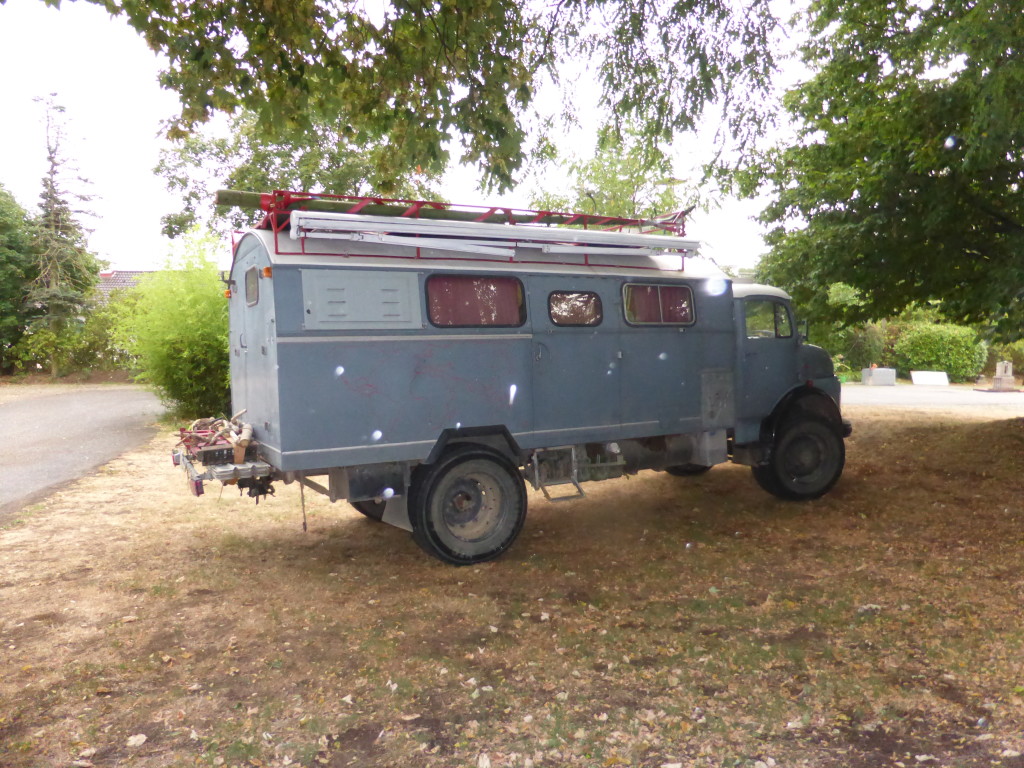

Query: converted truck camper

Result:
[174,191,851,565]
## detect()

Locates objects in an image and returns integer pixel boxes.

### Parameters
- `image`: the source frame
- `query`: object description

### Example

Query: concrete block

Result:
[861,367,896,386]
[911,370,949,386]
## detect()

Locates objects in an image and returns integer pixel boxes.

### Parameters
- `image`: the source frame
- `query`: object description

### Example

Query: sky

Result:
[0,0,770,273]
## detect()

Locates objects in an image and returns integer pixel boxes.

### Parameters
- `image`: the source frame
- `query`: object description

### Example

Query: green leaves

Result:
[83,0,777,191]
[0,185,37,372]
[529,125,691,221]
[892,323,988,382]
[113,231,230,417]
[754,0,1024,341]
[155,110,444,237]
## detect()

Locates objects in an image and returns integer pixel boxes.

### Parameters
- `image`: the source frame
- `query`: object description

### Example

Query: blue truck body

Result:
[177,206,849,564]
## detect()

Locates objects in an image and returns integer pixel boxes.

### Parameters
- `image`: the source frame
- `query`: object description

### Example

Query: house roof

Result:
[97,270,151,298]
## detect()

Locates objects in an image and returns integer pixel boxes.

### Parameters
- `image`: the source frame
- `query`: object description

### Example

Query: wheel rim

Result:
[776,420,843,496]
[414,450,527,564]
[782,433,826,481]
[440,472,505,543]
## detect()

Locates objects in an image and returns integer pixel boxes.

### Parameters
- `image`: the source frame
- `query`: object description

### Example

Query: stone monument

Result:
[992,360,1016,392]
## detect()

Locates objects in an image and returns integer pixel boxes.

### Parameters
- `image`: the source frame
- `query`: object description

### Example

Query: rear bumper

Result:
[173,449,274,496]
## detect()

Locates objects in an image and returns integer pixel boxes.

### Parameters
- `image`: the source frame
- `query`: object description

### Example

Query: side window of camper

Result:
[245,267,259,306]
[745,299,793,339]
[623,283,694,325]
[427,275,526,327]
[549,291,602,326]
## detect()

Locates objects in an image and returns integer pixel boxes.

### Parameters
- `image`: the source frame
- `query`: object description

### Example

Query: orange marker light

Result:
[262,267,273,278]
[224,290,232,298]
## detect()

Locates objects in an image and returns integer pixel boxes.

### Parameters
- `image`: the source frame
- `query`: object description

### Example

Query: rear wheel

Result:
[752,416,845,500]
[665,463,712,477]
[409,446,526,565]
[351,500,386,522]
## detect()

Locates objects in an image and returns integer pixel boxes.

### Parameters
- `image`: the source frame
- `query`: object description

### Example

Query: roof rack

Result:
[218,189,699,268]
[217,189,692,235]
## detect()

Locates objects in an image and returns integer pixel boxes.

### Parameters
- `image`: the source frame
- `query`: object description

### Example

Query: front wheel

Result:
[752,417,845,501]
[409,447,527,565]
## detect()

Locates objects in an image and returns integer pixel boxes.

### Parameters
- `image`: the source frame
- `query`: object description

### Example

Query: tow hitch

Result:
[173,416,275,503]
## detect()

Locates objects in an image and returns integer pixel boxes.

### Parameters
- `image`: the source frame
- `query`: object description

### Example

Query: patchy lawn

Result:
[2,405,1024,768]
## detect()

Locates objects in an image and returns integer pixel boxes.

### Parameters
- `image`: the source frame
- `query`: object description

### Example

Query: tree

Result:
[156,110,443,237]
[19,102,102,376]
[530,126,692,220]
[0,185,37,373]
[35,0,779,191]
[751,0,1024,341]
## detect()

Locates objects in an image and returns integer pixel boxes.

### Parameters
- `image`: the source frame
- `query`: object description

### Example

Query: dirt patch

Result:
[2,405,1024,766]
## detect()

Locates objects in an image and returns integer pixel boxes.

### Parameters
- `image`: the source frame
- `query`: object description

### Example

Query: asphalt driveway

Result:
[0,385,163,519]
[841,381,1024,414]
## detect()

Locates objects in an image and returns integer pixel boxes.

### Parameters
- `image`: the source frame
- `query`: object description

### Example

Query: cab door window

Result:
[745,299,792,339]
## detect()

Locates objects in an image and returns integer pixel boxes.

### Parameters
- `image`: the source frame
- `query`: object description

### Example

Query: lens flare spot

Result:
[705,278,728,297]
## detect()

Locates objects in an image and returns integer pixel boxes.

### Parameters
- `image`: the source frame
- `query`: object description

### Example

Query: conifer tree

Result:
[22,99,102,376]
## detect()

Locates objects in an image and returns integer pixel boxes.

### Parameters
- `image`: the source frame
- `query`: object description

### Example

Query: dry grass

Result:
[2,405,1024,767]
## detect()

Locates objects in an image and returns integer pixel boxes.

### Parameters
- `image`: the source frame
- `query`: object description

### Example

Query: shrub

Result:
[8,324,78,376]
[834,323,885,371]
[69,291,138,372]
[891,323,987,382]
[113,234,229,417]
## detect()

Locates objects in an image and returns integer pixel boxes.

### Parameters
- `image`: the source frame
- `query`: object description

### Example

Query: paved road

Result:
[842,381,1024,414]
[0,386,163,518]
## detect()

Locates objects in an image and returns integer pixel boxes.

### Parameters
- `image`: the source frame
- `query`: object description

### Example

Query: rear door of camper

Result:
[529,276,621,445]
[619,280,703,436]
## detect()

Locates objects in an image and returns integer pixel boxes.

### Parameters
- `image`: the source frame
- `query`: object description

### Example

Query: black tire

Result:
[750,463,781,496]
[752,416,845,501]
[665,463,712,477]
[409,446,526,565]
[351,500,386,522]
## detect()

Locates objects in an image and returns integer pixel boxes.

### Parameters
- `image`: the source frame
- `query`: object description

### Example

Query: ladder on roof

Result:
[287,210,700,259]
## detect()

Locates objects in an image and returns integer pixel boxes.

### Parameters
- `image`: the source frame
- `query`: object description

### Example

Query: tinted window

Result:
[623,283,694,325]
[245,266,259,306]
[427,275,526,327]
[549,291,602,326]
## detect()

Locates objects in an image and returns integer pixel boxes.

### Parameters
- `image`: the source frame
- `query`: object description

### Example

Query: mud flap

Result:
[381,496,412,532]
